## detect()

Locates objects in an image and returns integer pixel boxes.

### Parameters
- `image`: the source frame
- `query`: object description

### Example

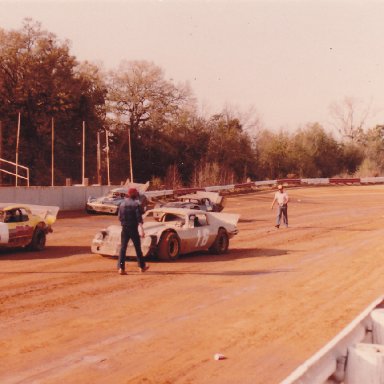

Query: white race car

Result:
[86,187,148,215]
[91,207,240,260]
[86,181,150,215]
[154,191,226,212]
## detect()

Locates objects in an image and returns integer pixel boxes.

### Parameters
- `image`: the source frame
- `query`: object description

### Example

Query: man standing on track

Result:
[117,188,149,275]
[271,184,289,229]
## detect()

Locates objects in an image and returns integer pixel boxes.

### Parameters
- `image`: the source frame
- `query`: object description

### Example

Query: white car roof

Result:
[0,203,59,221]
[148,207,206,216]
[178,191,222,204]
[147,207,239,227]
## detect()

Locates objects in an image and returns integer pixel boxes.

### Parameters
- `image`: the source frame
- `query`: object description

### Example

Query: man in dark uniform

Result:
[117,188,149,275]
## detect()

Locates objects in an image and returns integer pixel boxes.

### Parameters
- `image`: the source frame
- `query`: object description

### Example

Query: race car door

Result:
[183,213,215,253]
[5,208,34,247]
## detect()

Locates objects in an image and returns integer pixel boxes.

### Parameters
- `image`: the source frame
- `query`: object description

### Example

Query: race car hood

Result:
[89,196,120,205]
[92,221,166,257]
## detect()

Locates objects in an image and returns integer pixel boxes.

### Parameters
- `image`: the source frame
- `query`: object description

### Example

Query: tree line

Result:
[0,19,383,188]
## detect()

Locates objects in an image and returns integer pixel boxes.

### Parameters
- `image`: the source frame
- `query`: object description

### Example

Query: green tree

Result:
[0,19,106,185]
[205,111,256,183]
[107,60,194,182]
[291,123,364,177]
[292,124,344,177]
[356,125,384,176]
[339,142,364,175]
[255,129,292,179]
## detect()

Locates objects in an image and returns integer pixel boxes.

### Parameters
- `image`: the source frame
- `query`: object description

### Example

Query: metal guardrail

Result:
[0,157,29,186]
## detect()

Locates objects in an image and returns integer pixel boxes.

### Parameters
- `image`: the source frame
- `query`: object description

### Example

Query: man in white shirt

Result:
[271,185,289,228]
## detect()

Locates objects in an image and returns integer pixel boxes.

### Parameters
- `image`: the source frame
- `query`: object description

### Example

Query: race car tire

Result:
[158,231,180,261]
[209,228,229,254]
[27,228,46,251]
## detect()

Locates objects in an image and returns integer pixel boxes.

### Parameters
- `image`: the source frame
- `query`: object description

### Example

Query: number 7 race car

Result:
[0,203,59,251]
[91,207,240,261]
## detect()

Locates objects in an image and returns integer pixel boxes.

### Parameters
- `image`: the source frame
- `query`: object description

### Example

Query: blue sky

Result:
[1,0,384,132]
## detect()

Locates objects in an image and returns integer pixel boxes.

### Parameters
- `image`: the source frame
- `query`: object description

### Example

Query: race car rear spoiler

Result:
[28,205,60,225]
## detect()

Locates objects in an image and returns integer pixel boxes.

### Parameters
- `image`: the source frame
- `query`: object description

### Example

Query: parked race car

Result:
[0,203,59,251]
[91,207,239,261]
[154,191,226,219]
[86,182,149,215]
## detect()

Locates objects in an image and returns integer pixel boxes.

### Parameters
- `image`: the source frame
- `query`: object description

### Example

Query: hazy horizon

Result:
[1,0,384,133]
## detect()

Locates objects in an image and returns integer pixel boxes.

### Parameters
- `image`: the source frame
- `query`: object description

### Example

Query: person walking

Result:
[117,188,149,275]
[271,184,289,228]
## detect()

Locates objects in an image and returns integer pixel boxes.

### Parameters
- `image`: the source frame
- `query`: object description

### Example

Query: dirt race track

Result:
[1,185,384,384]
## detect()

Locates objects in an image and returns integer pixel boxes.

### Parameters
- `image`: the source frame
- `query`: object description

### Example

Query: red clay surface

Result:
[1,185,384,384]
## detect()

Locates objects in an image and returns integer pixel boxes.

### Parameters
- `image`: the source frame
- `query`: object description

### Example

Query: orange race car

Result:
[0,203,59,251]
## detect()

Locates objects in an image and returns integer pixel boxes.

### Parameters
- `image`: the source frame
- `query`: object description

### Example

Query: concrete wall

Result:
[0,185,119,211]
[2,177,384,212]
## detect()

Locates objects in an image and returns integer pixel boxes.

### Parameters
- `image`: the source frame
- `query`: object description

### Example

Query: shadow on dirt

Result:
[145,268,294,276]
[178,247,292,263]
[294,224,372,232]
[101,247,291,263]
[0,268,293,277]
[238,218,268,223]
[57,210,87,219]
[0,246,91,260]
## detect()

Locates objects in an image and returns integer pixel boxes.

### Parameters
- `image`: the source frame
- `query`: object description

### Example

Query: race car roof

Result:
[0,203,59,220]
[178,191,222,204]
[0,203,30,210]
[148,207,206,216]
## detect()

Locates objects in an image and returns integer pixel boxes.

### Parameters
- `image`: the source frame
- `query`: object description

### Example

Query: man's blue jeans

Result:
[118,225,146,270]
[276,204,288,227]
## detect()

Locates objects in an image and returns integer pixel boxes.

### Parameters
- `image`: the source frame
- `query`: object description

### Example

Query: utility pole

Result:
[97,131,101,185]
[15,112,20,186]
[128,126,133,182]
[105,129,110,186]
[82,121,85,185]
[51,117,55,186]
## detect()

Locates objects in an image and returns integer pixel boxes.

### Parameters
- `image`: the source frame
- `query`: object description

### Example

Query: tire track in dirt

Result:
[1,186,384,383]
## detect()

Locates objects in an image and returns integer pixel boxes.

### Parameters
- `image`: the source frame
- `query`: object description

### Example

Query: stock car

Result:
[0,203,59,251]
[91,207,239,261]
[86,187,148,215]
[153,191,226,219]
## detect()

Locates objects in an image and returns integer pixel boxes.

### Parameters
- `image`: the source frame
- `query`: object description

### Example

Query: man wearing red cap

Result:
[117,188,149,275]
